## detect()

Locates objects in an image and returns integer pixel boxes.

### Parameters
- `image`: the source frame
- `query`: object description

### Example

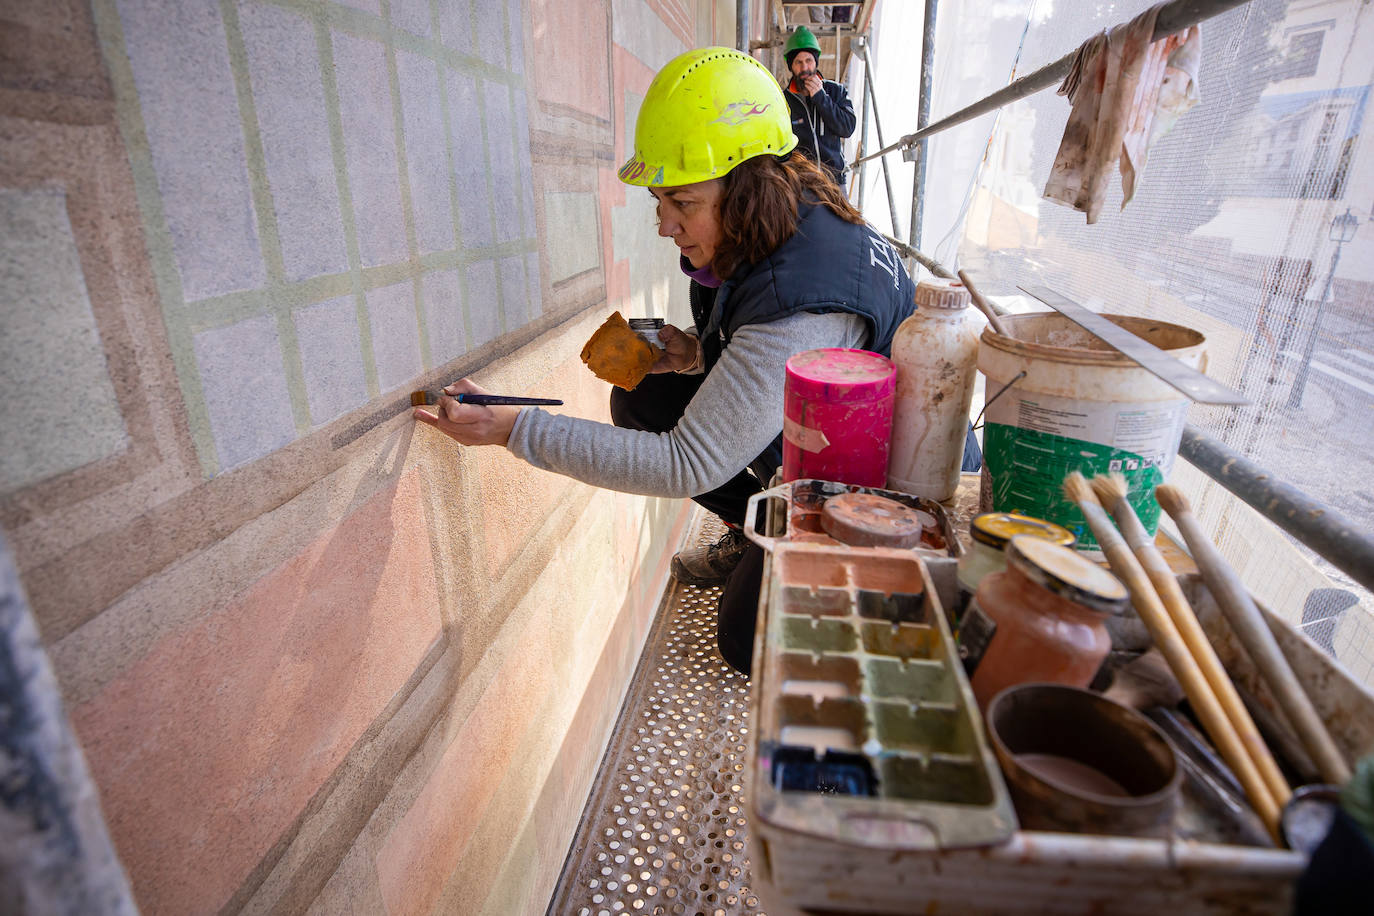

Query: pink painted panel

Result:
[376,617,554,916]
[71,470,442,915]
[477,356,609,573]
[646,0,693,47]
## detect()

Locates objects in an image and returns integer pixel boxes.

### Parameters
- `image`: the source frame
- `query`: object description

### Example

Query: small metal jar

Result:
[627,317,665,347]
[956,512,1076,613]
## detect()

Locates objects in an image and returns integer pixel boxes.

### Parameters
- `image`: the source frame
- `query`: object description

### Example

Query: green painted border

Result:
[221,0,312,434]
[93,0,539,476]
[91,0,222,476]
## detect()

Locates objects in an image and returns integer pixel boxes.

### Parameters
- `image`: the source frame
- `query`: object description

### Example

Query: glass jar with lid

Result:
[956,512,1076,617]
[964,534,1128,710]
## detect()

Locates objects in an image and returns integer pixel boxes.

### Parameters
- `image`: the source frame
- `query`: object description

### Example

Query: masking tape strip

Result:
[783,416,831,453]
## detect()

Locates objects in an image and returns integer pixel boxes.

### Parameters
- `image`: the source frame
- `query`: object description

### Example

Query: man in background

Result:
[782,26,856,187]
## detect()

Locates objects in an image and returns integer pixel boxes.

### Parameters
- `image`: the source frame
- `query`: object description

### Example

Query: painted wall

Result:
[0,0,735,912]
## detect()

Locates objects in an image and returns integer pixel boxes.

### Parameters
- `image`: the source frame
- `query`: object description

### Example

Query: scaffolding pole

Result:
[0,534,138,916]
[858,42,903,240]
[1178,426,1374,594]
[882,232,954,280]
[855,43,871,212]
[908,0,938,254]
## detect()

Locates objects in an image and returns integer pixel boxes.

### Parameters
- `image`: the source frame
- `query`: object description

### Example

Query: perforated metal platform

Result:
[549,513,770,916]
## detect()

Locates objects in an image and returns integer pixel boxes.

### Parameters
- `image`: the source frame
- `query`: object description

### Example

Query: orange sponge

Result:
[580,311,662,390]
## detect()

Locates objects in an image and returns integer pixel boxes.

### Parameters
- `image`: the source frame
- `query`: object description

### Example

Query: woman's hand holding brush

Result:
[413,378,522,447]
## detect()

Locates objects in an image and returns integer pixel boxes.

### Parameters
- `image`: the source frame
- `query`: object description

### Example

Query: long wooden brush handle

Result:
[1099,483,1291,806]
[957,269,1012,337]
[1156,485,1352,786]
[1068,482,1282,838]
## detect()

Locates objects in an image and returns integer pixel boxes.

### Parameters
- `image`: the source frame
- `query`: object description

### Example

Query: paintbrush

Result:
[956,268,1012,337]
[1091,473,1291,808]
[1156,483,1351,786]
[1062,471,1282,840]
[409,391,563,407]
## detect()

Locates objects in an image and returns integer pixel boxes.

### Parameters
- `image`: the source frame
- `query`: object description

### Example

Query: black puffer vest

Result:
[690,203,915,373]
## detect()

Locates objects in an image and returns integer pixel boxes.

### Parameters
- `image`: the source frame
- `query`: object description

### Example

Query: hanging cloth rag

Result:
[1043,2,1202,224]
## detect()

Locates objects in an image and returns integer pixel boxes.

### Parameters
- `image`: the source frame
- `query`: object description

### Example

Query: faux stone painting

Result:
[100,0,540,475]
[0,189,129,491]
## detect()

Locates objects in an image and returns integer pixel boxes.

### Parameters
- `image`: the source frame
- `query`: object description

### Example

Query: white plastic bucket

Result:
[976,313,1206,552]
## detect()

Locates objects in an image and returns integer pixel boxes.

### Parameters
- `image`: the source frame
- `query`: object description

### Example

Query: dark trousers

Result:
[610,373,777,674]
[610,372,983,676]
[610,373,782,528]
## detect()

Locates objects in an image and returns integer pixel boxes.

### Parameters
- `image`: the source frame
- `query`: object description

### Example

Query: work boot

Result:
[671,527,749,587]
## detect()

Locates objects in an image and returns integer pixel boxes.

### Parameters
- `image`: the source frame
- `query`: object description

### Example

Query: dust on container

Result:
[964,534,1128,710]
[782,348,896,488]
[886,278,981,502]
[977,313,1206,553]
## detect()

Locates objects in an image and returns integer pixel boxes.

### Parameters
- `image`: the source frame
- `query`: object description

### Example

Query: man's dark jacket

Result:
[784,78,857,184]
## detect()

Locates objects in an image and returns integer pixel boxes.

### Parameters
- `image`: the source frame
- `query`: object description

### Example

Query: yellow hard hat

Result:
[617,47,798,188]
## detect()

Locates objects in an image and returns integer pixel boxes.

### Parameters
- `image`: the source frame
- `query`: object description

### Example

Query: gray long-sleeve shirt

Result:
[507,311,869,496]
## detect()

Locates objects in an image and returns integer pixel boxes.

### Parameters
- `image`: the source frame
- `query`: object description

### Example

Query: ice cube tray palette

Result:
[750,541,1016,850]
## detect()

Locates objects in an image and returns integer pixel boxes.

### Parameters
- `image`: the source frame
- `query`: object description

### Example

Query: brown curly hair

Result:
[710,154,864,280]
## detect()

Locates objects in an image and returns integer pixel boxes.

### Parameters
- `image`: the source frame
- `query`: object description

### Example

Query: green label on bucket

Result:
[982,387,1187,550]
[984,424,1165,550]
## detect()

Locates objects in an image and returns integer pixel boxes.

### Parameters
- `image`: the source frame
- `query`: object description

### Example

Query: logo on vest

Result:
[866,230,901,290]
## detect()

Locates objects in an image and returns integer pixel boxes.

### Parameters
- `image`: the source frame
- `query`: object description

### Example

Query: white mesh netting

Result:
[855,0,1374,686]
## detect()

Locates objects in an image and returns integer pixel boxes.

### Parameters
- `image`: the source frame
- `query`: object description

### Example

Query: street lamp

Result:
[1333,205,1361,242]
[1287,206,1360,408]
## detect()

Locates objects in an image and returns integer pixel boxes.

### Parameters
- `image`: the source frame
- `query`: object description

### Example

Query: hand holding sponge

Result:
[580,311,661,390]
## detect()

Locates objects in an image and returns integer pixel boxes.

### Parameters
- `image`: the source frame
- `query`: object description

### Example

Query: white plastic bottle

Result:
[886,278,981,501]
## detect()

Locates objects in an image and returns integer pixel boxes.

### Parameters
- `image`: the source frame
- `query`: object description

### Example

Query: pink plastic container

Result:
[782,348,896,487]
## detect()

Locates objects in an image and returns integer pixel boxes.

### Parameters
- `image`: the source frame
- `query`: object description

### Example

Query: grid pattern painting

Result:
[95,0,540,475]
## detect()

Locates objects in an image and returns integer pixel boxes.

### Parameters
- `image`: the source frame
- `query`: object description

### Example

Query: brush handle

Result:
[1072,490,1282,840]
[454,394,563,406]
[957,269,1012,337]
[1157,487,1352,786]
[1102,489,1291,807]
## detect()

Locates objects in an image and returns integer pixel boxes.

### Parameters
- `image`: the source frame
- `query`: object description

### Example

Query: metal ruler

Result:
[1019,285,1250,406]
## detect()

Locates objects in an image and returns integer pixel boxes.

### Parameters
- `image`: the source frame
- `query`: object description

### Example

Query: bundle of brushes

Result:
[1155,483,1350,785]
[1063,471,1288,840]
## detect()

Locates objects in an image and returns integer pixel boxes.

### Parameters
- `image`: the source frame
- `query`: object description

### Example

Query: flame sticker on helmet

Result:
[711,101,771,127]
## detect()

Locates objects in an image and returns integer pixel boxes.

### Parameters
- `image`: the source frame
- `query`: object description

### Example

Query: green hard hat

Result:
[784,26,821,65]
